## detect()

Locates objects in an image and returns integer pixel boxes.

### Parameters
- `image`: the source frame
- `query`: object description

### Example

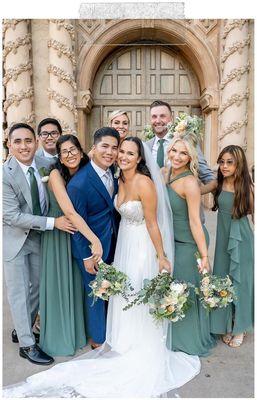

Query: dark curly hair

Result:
[51,134,89,184]
[119,136,152,182]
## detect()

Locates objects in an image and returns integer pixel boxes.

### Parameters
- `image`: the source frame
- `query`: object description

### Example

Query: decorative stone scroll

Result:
[47,88,78,119]
[47,39,76,66]
[3,61,33,85]
[218,89,249,116]
[3,19,35,131]
[3,34,32,59]
[219,114,248,141]
[50,19,75,40]
[220,62,250,89]
[219,20,250,151]
[48,20,77,132]
[47,64,77,89]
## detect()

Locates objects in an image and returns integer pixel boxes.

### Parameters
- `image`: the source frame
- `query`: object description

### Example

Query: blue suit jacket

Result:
[67,163,119,261]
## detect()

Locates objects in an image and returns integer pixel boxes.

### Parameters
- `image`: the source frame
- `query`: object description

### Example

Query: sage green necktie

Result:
[28,167,42,215]
[157,139,165,168]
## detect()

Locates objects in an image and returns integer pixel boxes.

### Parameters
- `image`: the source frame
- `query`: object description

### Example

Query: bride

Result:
[3,137,200,398]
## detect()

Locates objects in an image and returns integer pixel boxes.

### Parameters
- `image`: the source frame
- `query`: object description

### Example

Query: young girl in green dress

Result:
[211,145,254,348]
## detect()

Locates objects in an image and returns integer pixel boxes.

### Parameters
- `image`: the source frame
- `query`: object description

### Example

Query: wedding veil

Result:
[142,143,175,272]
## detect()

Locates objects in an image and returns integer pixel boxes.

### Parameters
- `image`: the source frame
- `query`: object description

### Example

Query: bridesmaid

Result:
[108,109,130,141]
[40,134,103,356]
[210,145,254,348]
[88,110,130,159]
[165,131,216,356]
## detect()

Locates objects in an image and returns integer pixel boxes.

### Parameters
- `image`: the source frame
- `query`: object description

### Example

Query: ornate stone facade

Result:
[3,19,254,170]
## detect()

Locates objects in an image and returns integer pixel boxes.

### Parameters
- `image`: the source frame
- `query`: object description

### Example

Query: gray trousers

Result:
[4,232,41,347]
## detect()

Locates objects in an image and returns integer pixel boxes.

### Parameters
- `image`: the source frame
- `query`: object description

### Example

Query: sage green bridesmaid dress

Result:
[39,188,87,356]
[166,171,216,356]
[210,191,254,335]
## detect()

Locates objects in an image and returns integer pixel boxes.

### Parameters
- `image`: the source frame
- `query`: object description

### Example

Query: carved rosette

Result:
[219,19,250,150]
[3,19,35,136]
[48,20,77,134]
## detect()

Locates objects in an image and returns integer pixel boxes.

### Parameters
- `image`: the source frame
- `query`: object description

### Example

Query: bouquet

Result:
[195,253,236,311]
[169,113,204,140]
[89,260,134,304]
[124,270,191,323]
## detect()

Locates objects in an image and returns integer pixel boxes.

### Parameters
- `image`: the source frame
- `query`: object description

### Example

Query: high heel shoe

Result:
[228,332,246,348]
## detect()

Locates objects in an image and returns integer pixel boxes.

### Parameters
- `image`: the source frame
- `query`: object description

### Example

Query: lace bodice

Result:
[114,196,145,226]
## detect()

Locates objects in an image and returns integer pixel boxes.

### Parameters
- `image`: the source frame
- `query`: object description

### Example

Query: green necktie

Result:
[28,167,42,216]
[157,139,165,168]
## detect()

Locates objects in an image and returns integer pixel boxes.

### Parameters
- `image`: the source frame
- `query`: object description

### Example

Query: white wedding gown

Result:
[3,199,200,398]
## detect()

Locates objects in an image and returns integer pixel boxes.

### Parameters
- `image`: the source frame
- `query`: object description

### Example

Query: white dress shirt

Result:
[43,149,57,159]
[151,132,171,165]
[16,159,54,230]
[91,160,114,196]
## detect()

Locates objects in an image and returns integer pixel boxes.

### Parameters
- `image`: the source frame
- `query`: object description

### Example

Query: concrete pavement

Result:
[2,210,254,397]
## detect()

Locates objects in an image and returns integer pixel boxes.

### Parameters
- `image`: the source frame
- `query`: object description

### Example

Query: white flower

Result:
[175,120,187,133]
[170,283,185,295]
[41,176,49,183]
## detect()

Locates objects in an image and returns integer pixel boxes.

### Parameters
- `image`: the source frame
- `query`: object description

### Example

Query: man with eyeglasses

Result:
[36,118,62,159]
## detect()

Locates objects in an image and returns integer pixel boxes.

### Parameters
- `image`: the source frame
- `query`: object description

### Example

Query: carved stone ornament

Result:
[48,64,77,89]
[219,113,248,141]
[3,61,33,85]
[3,34,32,59]
[48,114,77,135]
[47,39,76,66]
[4,87,34,112]
[221,36,251,68]
[2,19,28,35]
[198,19,217,34]
[220,62,250,89]
[199,89,219,112]
[50,19,75,41]
[77,90,94,113]
[47,88,78,120]
[218,89,250,116]
[222,19,248,41]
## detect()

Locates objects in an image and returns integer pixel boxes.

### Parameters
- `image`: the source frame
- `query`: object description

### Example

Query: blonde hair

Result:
[167,131,199,177]
[108,110,130,126]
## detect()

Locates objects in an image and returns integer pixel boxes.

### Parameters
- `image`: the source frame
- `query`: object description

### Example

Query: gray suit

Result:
[36,148,58,160]
[3,155,54,347]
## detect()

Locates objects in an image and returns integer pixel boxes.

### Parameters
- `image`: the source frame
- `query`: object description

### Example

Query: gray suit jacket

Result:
[3,155,54,261]
[145,137,214,184]
[36,148,58,159]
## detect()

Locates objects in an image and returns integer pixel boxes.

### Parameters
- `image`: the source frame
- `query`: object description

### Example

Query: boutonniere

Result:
[38,167,50,183]
[114,165,120,179]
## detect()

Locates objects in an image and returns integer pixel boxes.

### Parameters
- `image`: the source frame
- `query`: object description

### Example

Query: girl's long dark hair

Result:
[51,134,89,184]
[119,136,152,182]
[212,145,254,218]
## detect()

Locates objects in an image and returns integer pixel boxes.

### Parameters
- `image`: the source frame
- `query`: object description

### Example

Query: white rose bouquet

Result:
[194,252,236,311]
[89,261,134,304]
[124,270,191,323]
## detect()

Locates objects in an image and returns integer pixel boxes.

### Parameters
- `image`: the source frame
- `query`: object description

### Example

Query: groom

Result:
[67,127,120,348]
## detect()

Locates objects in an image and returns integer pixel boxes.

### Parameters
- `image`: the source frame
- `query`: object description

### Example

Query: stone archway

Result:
[77,19,219,166]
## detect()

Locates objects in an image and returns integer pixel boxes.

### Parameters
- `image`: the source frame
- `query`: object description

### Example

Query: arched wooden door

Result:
[90,44,201,138]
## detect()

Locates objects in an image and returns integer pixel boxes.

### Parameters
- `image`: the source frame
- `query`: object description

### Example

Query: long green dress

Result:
[166,170,216,356]
[40,188,87,356]
[210,191,254,335]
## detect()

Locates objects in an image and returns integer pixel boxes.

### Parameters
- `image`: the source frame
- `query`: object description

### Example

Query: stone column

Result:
[219,19,250,151]
[3,19,35,134]
[47,19,77,134]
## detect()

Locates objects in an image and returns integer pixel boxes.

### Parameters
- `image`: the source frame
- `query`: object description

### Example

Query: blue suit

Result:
[67,162,119,343]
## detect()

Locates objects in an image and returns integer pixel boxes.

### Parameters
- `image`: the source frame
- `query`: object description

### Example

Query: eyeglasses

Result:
[39,130,60,139]
[59,147,79,158]
[217,159,235,166]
